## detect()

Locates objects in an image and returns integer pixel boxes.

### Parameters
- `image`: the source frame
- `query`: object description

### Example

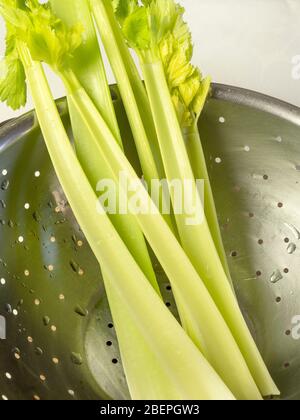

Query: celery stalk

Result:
[118,0,279,396]
[59,72,262,399]
[50,0,120,142]
[17,44,235,401]
[141,59,278,398]
[183,112,234,290]
[141,60,236,298]
[90,0,176,234]
[89,0,167,192]
[50,1,167,398]
[49,0,159,293]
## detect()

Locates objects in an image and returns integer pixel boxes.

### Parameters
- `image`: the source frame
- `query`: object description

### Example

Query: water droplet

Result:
[74,305,88,317]
[1,180,9,190]
[70,260,83,275]
[32,211,41,222]
[17,299,23,309]
[0,200,6,209]
[275,136,282,143]
[287,243,296,254]
[5,304,12,314]
[35,347,43,356]
[270,270,283,284]
[70,353,83,365]
[55,218,66,225]
[43,316,50,326]
[8,220,14,228]
[285,223,300,240]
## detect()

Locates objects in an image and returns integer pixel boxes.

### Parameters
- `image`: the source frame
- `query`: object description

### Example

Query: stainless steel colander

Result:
[0,84,299,400]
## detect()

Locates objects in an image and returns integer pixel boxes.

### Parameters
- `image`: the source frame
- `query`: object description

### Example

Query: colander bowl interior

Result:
[0,84,300,400]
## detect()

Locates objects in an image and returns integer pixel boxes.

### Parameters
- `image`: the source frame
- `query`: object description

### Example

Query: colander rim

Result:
[0,83,300,140]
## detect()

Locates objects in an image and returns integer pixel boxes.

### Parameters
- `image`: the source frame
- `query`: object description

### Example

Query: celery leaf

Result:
[113,0,138,24]
[0,11,26,110]
[1,0,83,71]
[118,0,211,126]
[0,53,26,110]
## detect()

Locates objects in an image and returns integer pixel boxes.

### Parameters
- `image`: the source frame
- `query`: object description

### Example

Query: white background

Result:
[1,0,300,122]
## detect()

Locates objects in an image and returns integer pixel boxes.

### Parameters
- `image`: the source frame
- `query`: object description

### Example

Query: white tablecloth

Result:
[1,0,300,122]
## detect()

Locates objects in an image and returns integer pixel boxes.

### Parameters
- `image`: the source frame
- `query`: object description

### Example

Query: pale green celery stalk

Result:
[140,59,279,397]
[50,0,120,142]
[50,1,164,395]
[183,123,234,290]
[89,0,169,209]
[181,75,233,287]
[17,44,235,401]
[49,0,159,294]
[58,69,262,400]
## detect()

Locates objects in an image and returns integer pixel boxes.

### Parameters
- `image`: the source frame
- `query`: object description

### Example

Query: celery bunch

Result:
[0,0,279,400]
